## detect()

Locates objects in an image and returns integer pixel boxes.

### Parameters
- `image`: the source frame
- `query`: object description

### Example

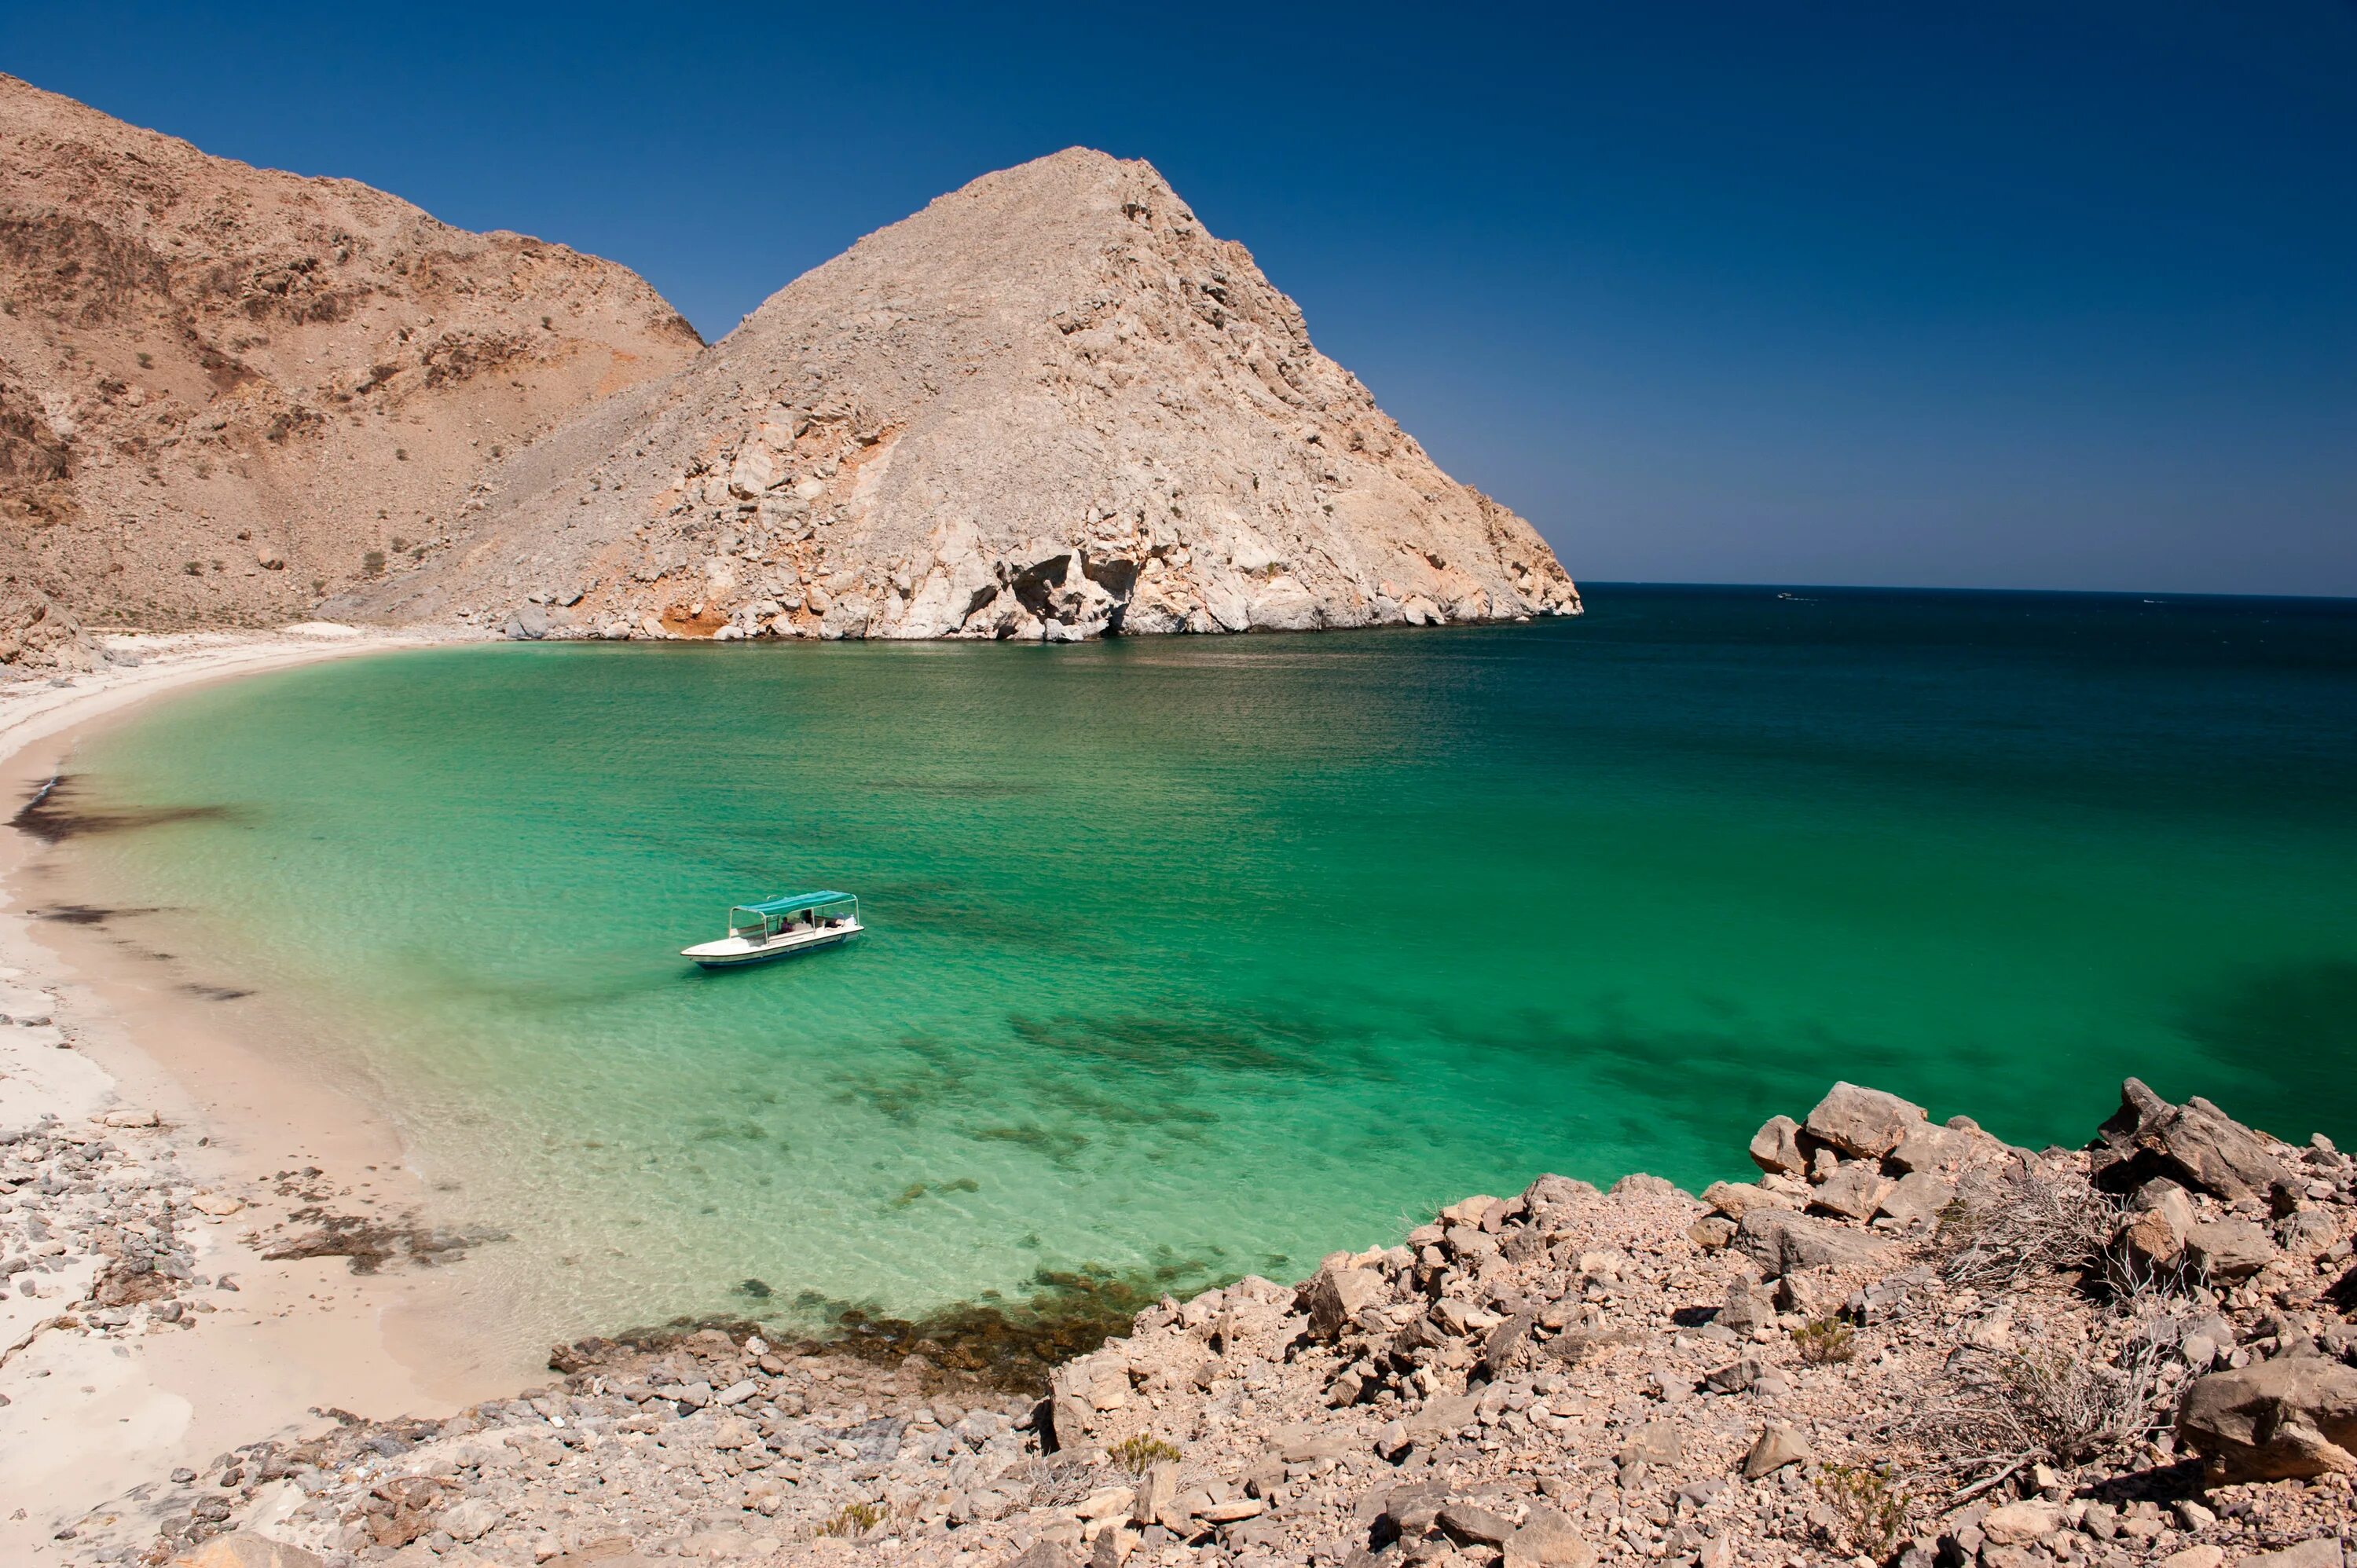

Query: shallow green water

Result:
[53,588,2357,1351]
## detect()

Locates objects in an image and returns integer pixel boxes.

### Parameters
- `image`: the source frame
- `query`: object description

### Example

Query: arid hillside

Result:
[0,74,702,665]
[345,148,1580,642]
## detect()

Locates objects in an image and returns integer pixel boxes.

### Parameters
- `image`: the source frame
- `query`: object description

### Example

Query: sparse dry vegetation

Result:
[1814,1464,1911,1560]
[816,1500,883,1538]
[1109,1433,1182,1475]
[1937,1164,2118,1289]
[1793,1316,1857,1364]
[1904,1324,2166,1482]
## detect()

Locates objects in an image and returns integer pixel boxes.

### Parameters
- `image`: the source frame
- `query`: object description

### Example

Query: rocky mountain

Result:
[346,148,1580,641]
[0,74,702,665]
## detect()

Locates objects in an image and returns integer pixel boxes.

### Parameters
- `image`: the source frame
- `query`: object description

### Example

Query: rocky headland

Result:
[2,78,1578,666]
[339,148,1579,644]
[0,75,701,670]
[24,1072,2349,1568]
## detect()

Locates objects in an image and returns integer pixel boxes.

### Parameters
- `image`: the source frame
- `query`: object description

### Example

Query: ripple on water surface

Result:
[54,588,2357,1358]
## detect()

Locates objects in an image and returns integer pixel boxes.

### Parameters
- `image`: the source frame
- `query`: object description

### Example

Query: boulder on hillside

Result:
[1802,1083,1928,1160]
[1807,1163,1890,1222]
[1748,1115,1805,1176]
[2183,1218,2278,1280]
[2176,1349,2357,1482]
[1873,1171,1956,1226]
[1732,1207,1894,1274]
[1701,1181,1794,1220]
[2088,1078,2292,1202]
[1886,1118,2009,1178]
[1298,1260,1387,1341]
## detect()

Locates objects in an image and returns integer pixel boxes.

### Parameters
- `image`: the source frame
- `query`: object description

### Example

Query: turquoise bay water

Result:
[55,587,2357,1354]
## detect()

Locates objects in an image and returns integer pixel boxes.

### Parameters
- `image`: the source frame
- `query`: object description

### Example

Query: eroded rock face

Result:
[350,148,1580,641]
[0,73,701,660]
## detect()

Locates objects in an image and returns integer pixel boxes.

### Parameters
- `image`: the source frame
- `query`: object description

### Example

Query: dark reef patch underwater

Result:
[48,585,2357,1363]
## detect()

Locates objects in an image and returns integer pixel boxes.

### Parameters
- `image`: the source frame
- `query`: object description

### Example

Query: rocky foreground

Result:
[97,1077,2355,1568]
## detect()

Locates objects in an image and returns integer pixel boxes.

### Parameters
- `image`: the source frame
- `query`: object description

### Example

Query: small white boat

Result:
[682,892,862,969]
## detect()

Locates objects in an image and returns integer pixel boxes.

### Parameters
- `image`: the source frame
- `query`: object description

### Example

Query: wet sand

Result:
[0,628,539,1559]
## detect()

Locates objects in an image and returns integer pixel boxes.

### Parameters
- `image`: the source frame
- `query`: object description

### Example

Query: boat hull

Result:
[682,923,861,969]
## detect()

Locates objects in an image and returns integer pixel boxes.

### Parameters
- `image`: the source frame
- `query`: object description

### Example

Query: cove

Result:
[51,585,2357,1362]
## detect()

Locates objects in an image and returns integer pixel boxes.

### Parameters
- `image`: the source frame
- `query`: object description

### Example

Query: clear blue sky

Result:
[9,2,2354,595]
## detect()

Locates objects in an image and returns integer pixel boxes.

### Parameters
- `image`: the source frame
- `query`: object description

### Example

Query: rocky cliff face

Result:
[346,148,1579,642]
[0,74,702,665]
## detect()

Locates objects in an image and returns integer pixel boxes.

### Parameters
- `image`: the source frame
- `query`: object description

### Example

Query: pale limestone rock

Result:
[1802,1082,1928,1159]
[356,149,1578,640]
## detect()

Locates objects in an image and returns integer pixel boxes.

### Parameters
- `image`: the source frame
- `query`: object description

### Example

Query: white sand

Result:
[0,626,533,1560]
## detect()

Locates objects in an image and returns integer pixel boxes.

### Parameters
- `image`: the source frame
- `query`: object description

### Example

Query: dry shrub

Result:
[817,1500,884,1537]
[1937,1166,2119,1290]
[1905,1324,2165,1482]
[1814,1464,1910,1559]
[1793,1317,1857,1365]
[1109,1433,1182,1475]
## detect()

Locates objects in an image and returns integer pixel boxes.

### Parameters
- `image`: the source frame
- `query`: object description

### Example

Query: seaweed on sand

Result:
[12,773,235,841]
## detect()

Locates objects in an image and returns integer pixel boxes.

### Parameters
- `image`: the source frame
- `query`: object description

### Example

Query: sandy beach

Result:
[0,625,534,1561]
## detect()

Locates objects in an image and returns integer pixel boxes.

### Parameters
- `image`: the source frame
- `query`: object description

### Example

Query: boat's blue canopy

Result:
[731,891,853,918]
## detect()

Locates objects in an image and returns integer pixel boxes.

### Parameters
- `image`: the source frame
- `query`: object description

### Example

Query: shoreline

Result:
[103,1076,2357,1568]
[1,632,2349,1568]
[0,625,533,1561]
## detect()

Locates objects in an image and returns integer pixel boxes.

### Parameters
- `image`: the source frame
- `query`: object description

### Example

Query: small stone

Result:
[1741,1423,1810,1478]
[438,1497,504,1542]
[1702,1357,1761,1394]
[1981,1501,2064,1547]
[2231,1543,2347,1568]
[1618,1420,1682,1468]
[167,1536,328,1567]
[1503,1504,1596,1568]
[1438,1500,1519,1545]
[1299,1262,1386,1340]
[1701,1181,1792,1219]
[1687,1214,1736,1250]
[2158,1549,2224,1568]
[1074,1486,1135,1522]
